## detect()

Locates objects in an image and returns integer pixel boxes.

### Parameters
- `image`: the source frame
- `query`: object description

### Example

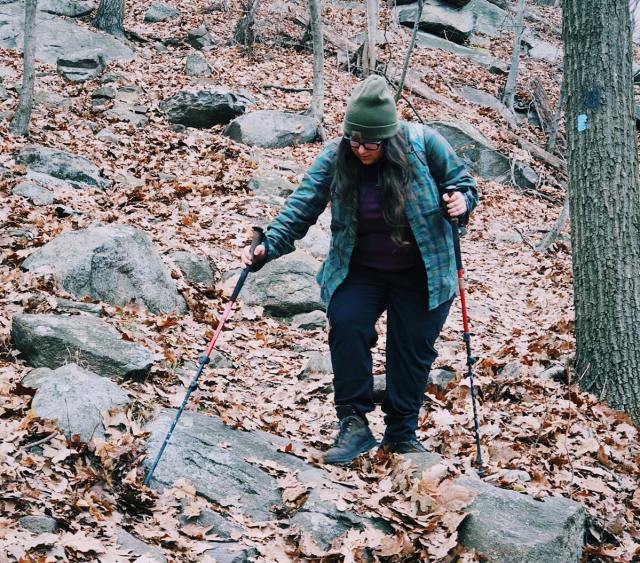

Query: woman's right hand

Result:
[241,244,266,268]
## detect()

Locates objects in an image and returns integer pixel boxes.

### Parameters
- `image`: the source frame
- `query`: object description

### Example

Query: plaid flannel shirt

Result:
[260,121,479,311]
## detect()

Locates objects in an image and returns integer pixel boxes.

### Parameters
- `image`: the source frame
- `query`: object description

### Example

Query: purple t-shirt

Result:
[350,164,422,271]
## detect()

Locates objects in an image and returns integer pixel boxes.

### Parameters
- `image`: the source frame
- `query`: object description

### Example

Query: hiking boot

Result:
[323,413,377,465]
[379,438,427,454]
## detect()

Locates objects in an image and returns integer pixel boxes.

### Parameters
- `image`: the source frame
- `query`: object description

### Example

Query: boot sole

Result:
[322,437,378,466]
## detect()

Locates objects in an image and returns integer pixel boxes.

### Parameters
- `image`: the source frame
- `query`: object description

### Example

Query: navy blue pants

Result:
[327,262,452,442]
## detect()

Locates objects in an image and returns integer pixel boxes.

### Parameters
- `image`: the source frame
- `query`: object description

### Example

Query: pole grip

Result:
[249,226,264,257]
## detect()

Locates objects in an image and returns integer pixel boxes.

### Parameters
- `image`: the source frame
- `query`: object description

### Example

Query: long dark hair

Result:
[331,132,413,246]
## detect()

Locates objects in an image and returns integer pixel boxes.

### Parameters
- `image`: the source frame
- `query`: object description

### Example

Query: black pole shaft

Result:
[450,220,484,473]
[144,228,265,486]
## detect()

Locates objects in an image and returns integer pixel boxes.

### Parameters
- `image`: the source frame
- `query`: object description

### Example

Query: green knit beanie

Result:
[343,75,399,140]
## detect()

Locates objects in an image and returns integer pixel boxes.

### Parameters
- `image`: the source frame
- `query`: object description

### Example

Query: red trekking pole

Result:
[450,217,485,475]
[144,227,265,486]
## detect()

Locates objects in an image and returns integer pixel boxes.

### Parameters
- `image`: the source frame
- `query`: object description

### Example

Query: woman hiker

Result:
[241,75,478,465]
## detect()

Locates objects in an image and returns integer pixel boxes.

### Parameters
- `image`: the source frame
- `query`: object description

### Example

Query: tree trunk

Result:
[564,0,640,422]
[93,0,125,38]
[235,0,259,46]
[9,0,37,137]
[363,0,378,75]
[502,0,526,111]
[308,0,324,126]
[394,0,423,102]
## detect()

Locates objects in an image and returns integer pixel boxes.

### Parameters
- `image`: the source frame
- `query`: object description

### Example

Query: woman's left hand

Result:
[442,191,467,218]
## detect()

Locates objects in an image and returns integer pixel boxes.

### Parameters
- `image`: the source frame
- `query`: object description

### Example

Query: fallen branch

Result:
[261,83,313,92]
[517,137,566,171]
[529,77,554,137]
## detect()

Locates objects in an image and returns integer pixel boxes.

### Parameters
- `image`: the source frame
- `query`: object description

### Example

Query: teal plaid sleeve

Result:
[263,142,336,262]
[424,128,478,222]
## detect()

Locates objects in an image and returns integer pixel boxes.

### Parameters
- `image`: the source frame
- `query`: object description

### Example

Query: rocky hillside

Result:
[0,0,639,560]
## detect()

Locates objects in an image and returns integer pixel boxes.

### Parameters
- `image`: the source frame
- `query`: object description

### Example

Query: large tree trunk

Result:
[9,0,37,137]
[564,0,640,423]
[93,0,125,38]
[308,0,324,126]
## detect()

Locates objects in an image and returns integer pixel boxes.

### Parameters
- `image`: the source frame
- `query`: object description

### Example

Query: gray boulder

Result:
[415,32,508,74]
[169,251,216,286]
[427,121,539,189]
[291,310,326,330]
[0,2,133,65]
[16,145,110,190]
[34,90,70,109]
[12,314,153,379]
[457,477,585,562]
[184,53,212,77]
[18,516,58,534]
[428,368,455,391]
[160,89,253,128]
[187,24,218,50]
[398,1,476,44]
[248,172,296,204]
[30,363,129,441]
[144,408,380,547]
[144,2,180,22]
[39,0,95,17]
[23,224,186,314]
[296,223,330,259]
[116,528,166,562]
[443,0,471,5]
[299,351,332,379]
[103,103,149,127]
[243,251,324,317]
[12,182,55,205]
[56,49,105,82]
[224,110,319,148]
[92,86,116,100]
[523,33,563,64]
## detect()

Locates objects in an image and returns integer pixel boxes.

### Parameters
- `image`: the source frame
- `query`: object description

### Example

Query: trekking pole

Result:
[450,217,485,475]
[143,227,265,486]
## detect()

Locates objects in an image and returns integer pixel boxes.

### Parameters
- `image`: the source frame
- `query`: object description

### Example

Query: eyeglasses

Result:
[344,136,384,151]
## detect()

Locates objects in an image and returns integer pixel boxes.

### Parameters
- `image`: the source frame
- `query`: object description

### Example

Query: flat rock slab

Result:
[12,314,153,379]
[0,1,132,65]
[456,85,517,127]
[144,408,379,548]
[30,363,129,441]
[416,31,508,74]
[224,110,319,148]
[457,477,585,562]
[242,251,324,317]
[15,145,110,190]
[116,527,166,562]
[160,89,252,128]
[23,224,186,314]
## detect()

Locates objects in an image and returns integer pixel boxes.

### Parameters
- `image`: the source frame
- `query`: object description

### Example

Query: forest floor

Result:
[1,0,639,560]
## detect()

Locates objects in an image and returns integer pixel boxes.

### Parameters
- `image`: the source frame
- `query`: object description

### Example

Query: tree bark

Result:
[9,0,37,137]
[502,0,526,111]
[363,0,378,75]
[564,0,640,422]
[235,0,259,46]
[308,0,324,127]
[530,76,554,136]
[546,78,565,154]
[93,0,125,38]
